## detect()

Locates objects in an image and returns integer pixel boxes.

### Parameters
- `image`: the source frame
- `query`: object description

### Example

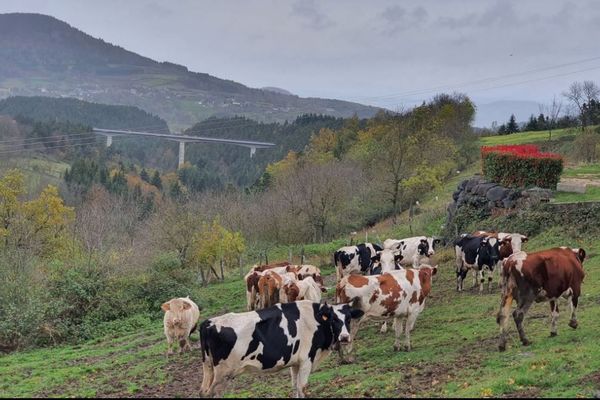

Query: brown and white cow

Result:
[294,264,326,291]
[335,265,437,361]
[257,269,299,310]
[245,263,298,311]
[497,247,586,352]
[281,276,323,303]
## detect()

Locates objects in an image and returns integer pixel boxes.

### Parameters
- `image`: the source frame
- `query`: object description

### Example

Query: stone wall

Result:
[446,174,553,224]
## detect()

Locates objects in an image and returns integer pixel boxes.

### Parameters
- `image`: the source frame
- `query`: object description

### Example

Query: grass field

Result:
[2,230,598,398]
[479,127,580,146]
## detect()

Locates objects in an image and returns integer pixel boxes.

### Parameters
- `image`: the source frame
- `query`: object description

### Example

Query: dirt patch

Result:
[580,371,600,388]
[101,352,202,398]
[499,387,541,398]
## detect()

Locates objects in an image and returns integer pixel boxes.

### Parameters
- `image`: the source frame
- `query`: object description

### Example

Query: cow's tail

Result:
[199,319,211,362]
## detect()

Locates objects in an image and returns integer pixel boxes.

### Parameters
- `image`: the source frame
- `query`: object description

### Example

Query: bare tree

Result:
[540,96,562,140]
[276,161,362,243]
[563,80,599,130]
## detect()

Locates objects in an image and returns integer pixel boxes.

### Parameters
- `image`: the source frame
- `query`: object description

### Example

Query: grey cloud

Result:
[379,4,428,34]
[476,1,521,27]
[290,0,333,30]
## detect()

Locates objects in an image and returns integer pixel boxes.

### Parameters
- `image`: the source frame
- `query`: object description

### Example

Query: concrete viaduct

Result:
[93,128,276,168]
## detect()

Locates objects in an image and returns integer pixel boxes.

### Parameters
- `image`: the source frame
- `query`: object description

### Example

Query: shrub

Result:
[140,252,196,314]
[571,131,600,163]
[481,145,563,189]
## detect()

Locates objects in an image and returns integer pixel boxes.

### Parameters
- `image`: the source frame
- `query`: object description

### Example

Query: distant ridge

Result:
[0,13,381,129]
[261,87,294,96]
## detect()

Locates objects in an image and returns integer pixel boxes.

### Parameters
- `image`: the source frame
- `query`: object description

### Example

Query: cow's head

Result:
[498,236,514,260]
[479,237,500,266]
[574,248,586,264]
[383,249,403,271]
[161,298,193,327]
[319,302,364,346]
[418,239,434,257]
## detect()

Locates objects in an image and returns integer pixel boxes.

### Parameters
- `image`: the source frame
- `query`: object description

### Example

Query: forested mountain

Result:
[0,95,350,188]
[0,96,169,132]
[0,13,381,130]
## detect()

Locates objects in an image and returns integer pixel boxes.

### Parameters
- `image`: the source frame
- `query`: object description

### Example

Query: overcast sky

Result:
[1,0,600,121]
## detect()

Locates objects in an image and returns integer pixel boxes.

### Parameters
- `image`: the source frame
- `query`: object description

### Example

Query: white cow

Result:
[161,296,201,355]
[383,236,440,268]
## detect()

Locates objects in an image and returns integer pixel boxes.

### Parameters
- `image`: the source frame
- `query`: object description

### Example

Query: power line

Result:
[0,138,101,156]
[344,56,600,103]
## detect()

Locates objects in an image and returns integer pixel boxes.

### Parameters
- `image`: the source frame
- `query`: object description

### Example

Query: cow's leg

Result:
[207,366,230,398]
[166,335,175,356]
[290,365,299,397]
[402,313,419,351]
[456,267,466,292]
[380,321,388,333]
[295,361,312,398]
[549,300,559,337]
[487,267,494,292]
[393,316,405,351]
[496,262,503,289]
[568,295,579,329]
[472,269,478,288]
[200,359,214,396]
[513,295,534,347]
[497,288,514,352]
[478,268,485,293]
[179,337,188,353]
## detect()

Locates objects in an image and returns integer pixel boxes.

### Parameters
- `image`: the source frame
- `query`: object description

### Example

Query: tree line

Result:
[495,80,600,135]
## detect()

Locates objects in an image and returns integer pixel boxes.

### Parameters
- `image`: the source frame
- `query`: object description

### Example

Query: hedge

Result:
[481,144,563,189]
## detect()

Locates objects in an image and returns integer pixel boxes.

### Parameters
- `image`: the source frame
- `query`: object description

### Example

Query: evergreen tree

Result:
[506,114,519,134]
[524,114,538,131]
[140,168,150,183]
[151,170,162,190]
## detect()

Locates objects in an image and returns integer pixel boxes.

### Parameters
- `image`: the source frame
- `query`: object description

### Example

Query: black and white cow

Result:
[199,300,363,398]
[383,236,441,268]
[454,234,513,292]
[334,242,383,280]
[369,248,404,275]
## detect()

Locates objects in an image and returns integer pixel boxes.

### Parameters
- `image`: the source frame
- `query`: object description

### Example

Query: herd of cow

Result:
[160,233,587,398]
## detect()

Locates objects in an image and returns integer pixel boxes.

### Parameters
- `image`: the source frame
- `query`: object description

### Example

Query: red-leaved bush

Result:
[481,144,563,189]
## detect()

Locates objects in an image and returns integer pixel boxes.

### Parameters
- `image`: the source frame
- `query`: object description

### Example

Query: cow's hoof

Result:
[550,332,558,337]
[568,320,578,329]
[394,344,410,352]
[521,339,531,346]
[340,356,355,364]
[498,344,506,352]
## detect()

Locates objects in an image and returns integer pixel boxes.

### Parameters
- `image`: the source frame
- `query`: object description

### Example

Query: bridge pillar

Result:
[106,135,113,147]
[178,141,185,168]
[250,146,256,158]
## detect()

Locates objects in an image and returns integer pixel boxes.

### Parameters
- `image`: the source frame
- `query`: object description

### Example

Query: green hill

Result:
[0,13,381,130]
[0,96,169,132]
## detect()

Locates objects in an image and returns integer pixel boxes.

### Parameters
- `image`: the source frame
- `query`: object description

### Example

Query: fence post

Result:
[265,250,269,266]
[239,255,243,277]
[289,247,293,263]
[220,258,225,281]
[300,247,305,265]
